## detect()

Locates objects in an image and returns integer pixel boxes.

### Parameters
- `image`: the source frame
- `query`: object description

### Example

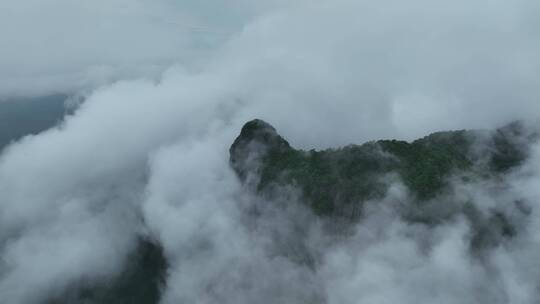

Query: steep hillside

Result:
[230,119,536,251]
[231,120,533,217]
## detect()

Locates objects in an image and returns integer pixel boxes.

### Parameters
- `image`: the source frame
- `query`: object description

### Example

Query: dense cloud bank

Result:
[1,0,540,303]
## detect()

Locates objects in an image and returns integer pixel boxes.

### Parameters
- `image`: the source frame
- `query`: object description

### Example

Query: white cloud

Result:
[1,0,540,303]
[0,0,299,97]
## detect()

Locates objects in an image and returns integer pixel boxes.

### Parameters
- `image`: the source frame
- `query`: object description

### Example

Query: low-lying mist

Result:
[1,0,540,303]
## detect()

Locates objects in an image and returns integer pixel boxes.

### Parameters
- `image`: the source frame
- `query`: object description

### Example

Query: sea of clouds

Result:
[0,0,540,303]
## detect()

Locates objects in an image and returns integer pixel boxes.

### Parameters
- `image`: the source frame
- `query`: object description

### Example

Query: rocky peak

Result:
[229,119,291,180]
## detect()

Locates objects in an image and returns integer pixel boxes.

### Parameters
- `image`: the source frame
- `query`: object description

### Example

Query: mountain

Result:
[230,119,536,249]
[13,117,536,303]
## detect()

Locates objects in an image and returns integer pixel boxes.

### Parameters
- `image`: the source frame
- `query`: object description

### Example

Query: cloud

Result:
[0,0,298,98]
[0,0,540,303]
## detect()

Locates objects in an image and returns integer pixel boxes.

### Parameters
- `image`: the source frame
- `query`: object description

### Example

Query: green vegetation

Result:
[378,130,473,200]
[230,119,532,218]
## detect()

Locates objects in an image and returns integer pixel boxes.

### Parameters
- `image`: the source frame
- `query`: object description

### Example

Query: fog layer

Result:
[0,1,539,303]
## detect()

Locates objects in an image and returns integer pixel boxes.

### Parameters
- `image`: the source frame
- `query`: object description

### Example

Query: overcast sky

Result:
[0,0,290,97]
[1,0,539,140]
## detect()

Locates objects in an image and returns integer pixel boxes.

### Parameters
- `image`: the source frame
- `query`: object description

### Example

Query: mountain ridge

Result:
[230,119,533,218]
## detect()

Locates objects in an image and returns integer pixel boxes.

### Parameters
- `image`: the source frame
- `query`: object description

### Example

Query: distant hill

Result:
[0,95,168,304]
[0,94,67,151]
